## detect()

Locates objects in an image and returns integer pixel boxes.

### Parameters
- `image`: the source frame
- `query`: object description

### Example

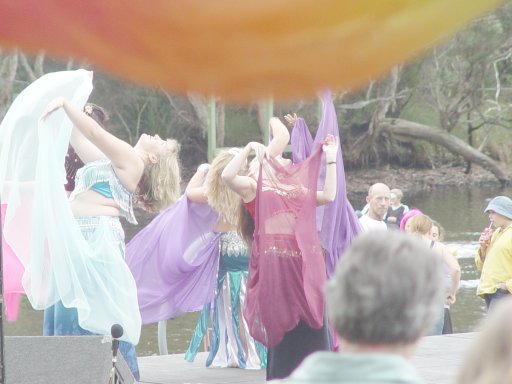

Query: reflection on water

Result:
[4,185,507,357]
[449,246,486,333]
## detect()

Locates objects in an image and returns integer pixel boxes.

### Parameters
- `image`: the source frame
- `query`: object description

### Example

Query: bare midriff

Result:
[70,189,121,217]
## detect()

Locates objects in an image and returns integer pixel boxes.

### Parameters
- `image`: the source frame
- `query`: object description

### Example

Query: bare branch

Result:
[115,110,133,144]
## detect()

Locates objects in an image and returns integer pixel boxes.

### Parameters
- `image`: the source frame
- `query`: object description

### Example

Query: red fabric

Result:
[244,146,326,348]
[244,199,256,218]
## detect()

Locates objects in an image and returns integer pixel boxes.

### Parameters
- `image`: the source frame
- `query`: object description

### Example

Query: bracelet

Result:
[327,161,336,165]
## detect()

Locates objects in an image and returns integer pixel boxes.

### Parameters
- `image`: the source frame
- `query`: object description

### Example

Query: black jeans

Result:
[484,288,510,311]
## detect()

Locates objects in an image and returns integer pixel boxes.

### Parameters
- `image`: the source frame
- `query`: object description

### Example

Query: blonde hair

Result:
[456,297,512,384]
[136,139,181,213]
[407,214,432,235]
[390,188,403,200]
[205,149,245,227]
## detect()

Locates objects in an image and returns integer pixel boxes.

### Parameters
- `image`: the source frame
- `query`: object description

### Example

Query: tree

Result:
[334,3,512,183]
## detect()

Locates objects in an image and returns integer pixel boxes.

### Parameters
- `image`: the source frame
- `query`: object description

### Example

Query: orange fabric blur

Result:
[0,0,504,102]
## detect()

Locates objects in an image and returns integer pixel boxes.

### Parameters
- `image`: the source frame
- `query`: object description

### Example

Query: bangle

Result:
[327,161,336,165]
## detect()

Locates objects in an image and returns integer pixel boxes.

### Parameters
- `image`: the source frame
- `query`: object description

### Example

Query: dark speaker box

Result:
[4,336,135,384]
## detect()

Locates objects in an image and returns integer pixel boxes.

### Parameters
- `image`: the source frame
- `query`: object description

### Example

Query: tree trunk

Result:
[380,118,509,185]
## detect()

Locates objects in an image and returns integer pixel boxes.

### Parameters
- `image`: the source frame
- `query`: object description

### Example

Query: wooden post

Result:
[261,99,273,145]
[207,97,217,163]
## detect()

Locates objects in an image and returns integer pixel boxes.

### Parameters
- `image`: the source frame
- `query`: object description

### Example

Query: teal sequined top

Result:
[70,159,138,224]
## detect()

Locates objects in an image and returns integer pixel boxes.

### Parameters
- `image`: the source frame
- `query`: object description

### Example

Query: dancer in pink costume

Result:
[221,99,340,380]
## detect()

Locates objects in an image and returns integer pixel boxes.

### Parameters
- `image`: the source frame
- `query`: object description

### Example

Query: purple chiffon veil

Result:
[125,197,220,324]
[290,91,361,278]
[127,91,360,324]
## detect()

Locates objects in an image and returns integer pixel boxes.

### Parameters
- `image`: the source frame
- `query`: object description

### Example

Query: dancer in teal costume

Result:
[43,160,142,377]
[185,231,267,368]
[0,70,181,382]
[184,151,267,369]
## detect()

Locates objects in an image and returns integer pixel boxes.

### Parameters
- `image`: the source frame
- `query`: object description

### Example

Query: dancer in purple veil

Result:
[125,192,220,324]
[289,91,361,278]
[221,107,339,380]
[126,116,289,367]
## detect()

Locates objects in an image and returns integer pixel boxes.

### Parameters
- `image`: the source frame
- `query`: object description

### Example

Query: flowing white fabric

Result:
[0,69,141,344]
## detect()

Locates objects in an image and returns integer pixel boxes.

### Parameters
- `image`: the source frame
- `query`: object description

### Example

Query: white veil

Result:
[0,70,141,344]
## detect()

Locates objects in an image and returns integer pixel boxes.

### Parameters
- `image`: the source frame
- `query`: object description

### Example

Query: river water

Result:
[4,185,509,356]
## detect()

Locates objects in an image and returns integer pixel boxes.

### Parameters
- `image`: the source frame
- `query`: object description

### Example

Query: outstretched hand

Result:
[322,134,338,161]
[41,97,66,121]
[284,113,298,127]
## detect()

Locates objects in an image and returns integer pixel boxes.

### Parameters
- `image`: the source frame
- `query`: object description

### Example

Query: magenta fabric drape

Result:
[244,147,325,348]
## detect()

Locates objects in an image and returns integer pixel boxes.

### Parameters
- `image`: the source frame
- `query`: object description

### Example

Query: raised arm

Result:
[221,141,266,202]
[69,126,106,163]
[267,117,290,157]
[42,97,144,192]
[316,135,338,206]
[186,164,210,204]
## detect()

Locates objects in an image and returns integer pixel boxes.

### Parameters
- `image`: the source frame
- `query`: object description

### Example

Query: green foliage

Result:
[224,107,260,147]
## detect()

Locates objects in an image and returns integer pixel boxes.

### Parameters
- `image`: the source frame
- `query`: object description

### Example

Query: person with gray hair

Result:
[270,231,445,384]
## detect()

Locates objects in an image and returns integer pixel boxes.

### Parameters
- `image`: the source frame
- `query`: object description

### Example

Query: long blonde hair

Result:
[205,149,244,227]
[136,139,181,213]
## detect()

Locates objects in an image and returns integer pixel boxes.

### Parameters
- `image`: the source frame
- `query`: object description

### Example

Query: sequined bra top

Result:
[219,231,248,257]
[70,159,138,224]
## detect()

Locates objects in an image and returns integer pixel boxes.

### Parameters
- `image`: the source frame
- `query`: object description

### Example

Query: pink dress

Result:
[244,146,326,349]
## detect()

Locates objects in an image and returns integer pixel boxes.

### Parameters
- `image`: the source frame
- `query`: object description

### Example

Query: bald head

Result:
[366,183,391,220]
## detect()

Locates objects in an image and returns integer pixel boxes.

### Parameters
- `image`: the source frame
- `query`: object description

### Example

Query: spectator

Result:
[385,188,409,229]
[406,214,460,335]
[358,183,390,232]
[431,219,457,334]
[399,208,423,232]
[476,196,512,310]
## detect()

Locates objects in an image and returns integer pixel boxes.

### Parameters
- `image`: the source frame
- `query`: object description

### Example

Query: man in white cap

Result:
[476,195,512,310]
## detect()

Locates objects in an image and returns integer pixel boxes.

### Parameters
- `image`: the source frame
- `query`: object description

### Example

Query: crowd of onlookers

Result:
[272,182,512,384]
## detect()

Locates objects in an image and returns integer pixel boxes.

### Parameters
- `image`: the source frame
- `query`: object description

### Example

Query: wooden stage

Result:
[137,332,475,384]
